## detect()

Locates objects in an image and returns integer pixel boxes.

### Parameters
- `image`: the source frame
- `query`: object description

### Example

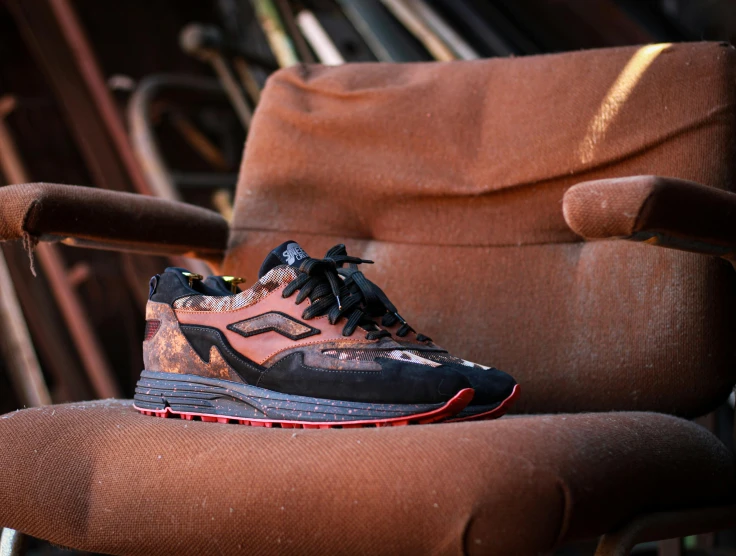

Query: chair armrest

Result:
[0,183,228,261]
[562,176,736,258]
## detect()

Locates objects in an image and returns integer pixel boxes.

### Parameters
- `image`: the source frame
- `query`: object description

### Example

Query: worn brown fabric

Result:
[231,42,735,247]
[0,183,228,261]
[226,42,736,417]
[0,401,732,555]
[563,176,736,257]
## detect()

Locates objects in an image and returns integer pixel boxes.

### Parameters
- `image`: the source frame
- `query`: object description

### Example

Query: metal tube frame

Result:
[0,103,121,400]
[127,74,229,201]
[0,529,25,556]
[595,504,736,555]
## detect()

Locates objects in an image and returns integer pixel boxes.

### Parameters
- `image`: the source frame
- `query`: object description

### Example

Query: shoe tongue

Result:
[258,240,310,278]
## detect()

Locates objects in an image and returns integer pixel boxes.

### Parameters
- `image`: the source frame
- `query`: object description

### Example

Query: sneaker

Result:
[134,241,474,428]
[204,244,520,422]
[323,244,519,422]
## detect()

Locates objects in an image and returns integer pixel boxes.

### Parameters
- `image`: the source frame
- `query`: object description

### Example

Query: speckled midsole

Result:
[134,370,457,423]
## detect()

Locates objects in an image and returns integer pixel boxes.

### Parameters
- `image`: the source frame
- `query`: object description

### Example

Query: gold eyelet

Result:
[221,276,246,294]
[181,271,204,288]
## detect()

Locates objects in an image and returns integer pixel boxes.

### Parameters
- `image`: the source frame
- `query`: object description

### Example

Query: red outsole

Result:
[445,383,520,423]
[133,387,474,429]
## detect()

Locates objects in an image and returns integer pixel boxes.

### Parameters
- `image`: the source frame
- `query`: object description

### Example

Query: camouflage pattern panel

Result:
[173,266,298,312]
[260,337,441,372]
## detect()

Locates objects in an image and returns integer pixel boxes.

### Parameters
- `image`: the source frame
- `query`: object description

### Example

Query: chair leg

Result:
[595,505,736,556]
[595,526,639,556]
[657,538,682,556]
[0,528,26,556]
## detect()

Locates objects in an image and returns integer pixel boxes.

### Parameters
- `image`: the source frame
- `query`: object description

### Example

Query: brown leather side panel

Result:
[175,283,377,365]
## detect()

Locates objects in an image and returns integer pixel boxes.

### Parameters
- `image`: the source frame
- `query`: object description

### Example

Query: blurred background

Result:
[0,1,735,553]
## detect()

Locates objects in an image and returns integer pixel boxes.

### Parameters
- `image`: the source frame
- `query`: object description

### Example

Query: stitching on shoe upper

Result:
[256,353,381,389]
[258,333,377,366]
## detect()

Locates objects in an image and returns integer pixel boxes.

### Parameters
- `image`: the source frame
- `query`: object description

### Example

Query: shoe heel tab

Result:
[150,268,199,305]
[148,274,161,300]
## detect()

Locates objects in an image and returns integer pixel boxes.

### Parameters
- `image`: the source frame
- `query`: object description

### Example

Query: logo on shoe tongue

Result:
[283,243,308,265]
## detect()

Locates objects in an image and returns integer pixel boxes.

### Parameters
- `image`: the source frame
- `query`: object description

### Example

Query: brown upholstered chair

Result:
[1,42,736,555]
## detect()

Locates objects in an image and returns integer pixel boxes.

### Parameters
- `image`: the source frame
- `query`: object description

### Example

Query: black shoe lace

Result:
[281,254,392,340]
[324,245,432,342]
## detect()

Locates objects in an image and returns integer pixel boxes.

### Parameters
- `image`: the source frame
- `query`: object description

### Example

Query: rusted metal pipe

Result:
[233,57,262,105]
[0,105,121,400]
[35,245,121,398]
[0,97,52,408]
[0,98,25,181]
[169,112,229,171]
[0,249,51,407]
[127,74,230,201]
[3,242,91,402]
[296,11,345,65]
[45,0,153,195]
[127,75,227,277]
[211,57,253,128]
[179,25,253,129]
[273,0,315,63]
[380,0,456,61]
[251,0,300,67]
[595,505,736,556]
[0,528,26,556]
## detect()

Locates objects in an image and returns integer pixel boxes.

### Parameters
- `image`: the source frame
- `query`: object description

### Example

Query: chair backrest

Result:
[224,43,736,417]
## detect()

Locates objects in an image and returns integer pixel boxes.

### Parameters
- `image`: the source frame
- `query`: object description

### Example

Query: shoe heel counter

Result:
[143,301,169,373]
[143,300,243,383]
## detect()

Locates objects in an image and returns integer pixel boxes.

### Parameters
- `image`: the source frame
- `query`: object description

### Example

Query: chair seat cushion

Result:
[0,401,732,555]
